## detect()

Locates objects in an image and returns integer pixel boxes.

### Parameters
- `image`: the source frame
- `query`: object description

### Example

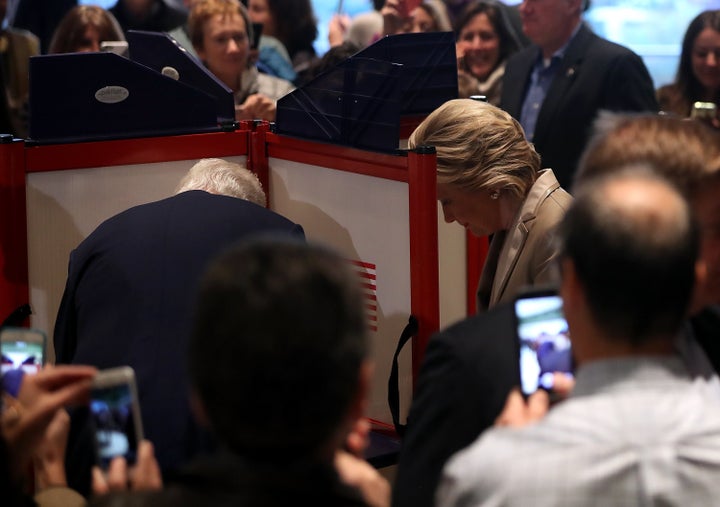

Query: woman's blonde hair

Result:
[409,99,540,199]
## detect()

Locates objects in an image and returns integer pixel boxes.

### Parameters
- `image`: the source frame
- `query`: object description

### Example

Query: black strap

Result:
[388,314,418,437]
[1,303,32,329]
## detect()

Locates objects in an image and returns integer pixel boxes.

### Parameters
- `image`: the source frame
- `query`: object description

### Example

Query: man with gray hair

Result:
[500,0,657,188]
[437,170,720,506]
[54,158,303,492]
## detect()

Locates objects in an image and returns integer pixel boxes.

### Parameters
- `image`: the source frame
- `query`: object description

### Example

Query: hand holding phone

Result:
[90,366,144,470]
[1,327,46,375]
[514,290,574,398]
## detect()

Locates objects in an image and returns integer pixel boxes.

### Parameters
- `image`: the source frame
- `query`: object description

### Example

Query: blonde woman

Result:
[409,99,572,311]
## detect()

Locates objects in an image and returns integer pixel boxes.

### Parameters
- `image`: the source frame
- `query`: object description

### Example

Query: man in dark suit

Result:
[392,304,518,507]
[54,158,304,491]
[11,0,76,53]
[500,0,658,189]
[110,0,186,33]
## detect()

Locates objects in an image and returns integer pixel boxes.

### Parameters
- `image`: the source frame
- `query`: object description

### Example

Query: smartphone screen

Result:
[515,291,573,396]
[90,368,143,468]
[99,40,129,57]
[1,328,46,375]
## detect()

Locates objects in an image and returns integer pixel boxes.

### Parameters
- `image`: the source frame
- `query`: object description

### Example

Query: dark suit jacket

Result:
[110,0,187,33]
[501,23,658,189]
[90,450,367,507]
[54,190,304,491]
[12,0,76,53]
[393,304,518,507]
[690,306,720,373]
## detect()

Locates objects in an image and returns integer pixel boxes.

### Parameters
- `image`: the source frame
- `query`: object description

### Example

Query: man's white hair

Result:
[175,158,266,207]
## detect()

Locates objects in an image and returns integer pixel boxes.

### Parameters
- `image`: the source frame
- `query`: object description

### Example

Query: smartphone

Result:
[0,327,46,375]
[691,101,718,122]
[90,366,144,469]
[514,289,573,397]
[100,40,129,57]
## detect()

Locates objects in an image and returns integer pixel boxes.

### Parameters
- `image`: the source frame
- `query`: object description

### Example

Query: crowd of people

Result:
[3,0,720,506]
[0,0,718,134]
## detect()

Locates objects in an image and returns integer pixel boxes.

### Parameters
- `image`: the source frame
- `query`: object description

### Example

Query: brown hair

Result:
[49,5,125,54]
[577,112,720,197]
[455,1,520,66]
[188,0,253,52]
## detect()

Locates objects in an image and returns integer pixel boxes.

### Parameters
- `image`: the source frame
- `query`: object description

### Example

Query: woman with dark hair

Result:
[48,5,125,54]
[454,0,520,105]
[247,0,318,74]
[657,9,720,119]
[410,0,452,33]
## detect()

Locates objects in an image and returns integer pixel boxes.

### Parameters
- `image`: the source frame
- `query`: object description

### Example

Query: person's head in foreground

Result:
[560,169,701,360]
[188,238,370,461]
[576,112,720,311]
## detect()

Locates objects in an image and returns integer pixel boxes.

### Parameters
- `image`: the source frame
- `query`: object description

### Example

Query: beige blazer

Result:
[477,169,572,312]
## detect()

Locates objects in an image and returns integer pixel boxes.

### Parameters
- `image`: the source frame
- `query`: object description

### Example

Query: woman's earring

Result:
[490,191,500,200]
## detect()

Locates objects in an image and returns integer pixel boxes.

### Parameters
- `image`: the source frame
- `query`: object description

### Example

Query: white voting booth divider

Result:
[1,123,478,434]
[248,123,472,427]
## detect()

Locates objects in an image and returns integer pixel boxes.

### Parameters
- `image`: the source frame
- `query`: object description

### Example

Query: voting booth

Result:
[0,31,483,440]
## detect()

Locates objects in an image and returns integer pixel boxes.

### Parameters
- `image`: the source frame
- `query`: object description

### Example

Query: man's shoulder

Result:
[579,28,642,61]
[505,45,538,70]
[432,304,515,354]
[105,191,277,220]
[81,192,299,248]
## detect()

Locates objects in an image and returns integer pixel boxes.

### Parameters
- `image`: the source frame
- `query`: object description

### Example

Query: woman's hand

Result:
[236,94,276,122]
[335,450,390,507]
[2,365,96,477]
[381,0,412,35]
[92,440,163,495]
[329,14,351,46]
[33,408,72,489]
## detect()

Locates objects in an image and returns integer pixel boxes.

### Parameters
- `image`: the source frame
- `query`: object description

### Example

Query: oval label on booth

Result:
[95,86,129,104]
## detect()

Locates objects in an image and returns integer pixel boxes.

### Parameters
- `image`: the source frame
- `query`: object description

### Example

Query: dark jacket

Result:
[501,23,658,189]
[54,190,304,492]
[110,0,186,33]
[91,451,368,507]
[393,304,518,507]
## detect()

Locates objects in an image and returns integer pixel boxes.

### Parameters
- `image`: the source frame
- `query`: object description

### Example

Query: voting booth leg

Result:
[0,137,29,324]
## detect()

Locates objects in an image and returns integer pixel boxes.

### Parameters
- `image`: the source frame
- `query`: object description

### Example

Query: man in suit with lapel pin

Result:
[500,0,658,189]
